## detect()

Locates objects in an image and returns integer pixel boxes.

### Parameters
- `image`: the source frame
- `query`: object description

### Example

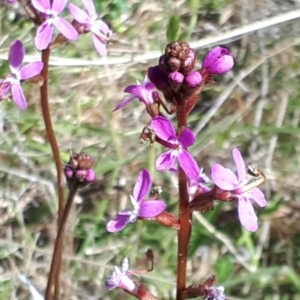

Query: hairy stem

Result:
[45,188,78,300]
[176,103,191,300]
[40,49,66,299]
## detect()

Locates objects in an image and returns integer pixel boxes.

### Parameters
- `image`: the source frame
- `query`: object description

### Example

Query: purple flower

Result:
[32,0,78,50]
[0,40,43,110]
[211,148,267,232]
[69,0,110,56]
[106,169,166,232]
[188,166,211,201]
[201,46,234,75]
[105,257,137,293]
[113,78,156,111]
[206,286,226,300]
[150,116,199,180]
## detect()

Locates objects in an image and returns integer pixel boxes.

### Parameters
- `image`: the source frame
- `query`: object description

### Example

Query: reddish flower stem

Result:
[40,49,66,299]
[176,101,191,300]
[45,187,78,300]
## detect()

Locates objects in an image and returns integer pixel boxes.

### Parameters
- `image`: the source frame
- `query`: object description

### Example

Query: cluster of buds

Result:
[147,42,234,115]
[64,152,96,189]
[186,275,225,300]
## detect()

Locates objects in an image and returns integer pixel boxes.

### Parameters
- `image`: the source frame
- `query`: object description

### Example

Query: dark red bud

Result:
[165,41,181,58]
[158,55,171,73]
[168,57,181,71]
[181,49,196,74]
[178,42,190,60]
[154,211,180,230]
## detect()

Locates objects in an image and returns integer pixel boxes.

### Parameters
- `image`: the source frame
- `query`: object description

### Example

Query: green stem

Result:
[45,187,78,300]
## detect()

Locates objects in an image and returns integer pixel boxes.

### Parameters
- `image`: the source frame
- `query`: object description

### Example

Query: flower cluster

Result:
[64,152,96,188]
[1,1,110,110]
[107,41,267,298]
[31,0,110,54]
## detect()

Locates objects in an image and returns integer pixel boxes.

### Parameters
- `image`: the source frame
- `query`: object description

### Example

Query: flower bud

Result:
[158,55,171,73]
[148,66,169,89]
[181,49,196,74]
[183,71,202,88]
[168,57,181,71]
[178,42,190,60]
[168,71,184,91]
[201,46,234,75]
[64,152,96,188]
[152,211,180,230]
[165,41,181,58]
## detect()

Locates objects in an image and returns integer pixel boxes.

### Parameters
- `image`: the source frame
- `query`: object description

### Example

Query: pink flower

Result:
[0,40,43,110]
[32,0,78,50]
[150,116,199,180]
[211,148,267,232]
[114,78,156,111]
[201,46,234,75]
[106,169,166,232]
[105,257,137,293]
[188,166,210,201]
[69,0,110,56]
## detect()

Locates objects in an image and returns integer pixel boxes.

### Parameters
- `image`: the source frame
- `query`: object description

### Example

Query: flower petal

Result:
[113,95,135,111]
[0,81,11,98]
[155,151,176,171]
[35,22,54,50]
[139,200,166,218]
[19,62,43,80]
[178,128,195,148]
[248,188,267,207]
[106,212,131,232]
[124,84,141,95]
[211,163,238,190]
[178,150,199,180]
[69,3,90,24]
[52,0,67,14]
[232,148,246,181]
[92,34,108,56]
[9,40,24,70]
[133,169,151,203]
[54,18,78,40]
[11,83,27,110]
[237,197,258,232]
[82,0,96,17]
[151,116,176,142]
[32,0,50,13]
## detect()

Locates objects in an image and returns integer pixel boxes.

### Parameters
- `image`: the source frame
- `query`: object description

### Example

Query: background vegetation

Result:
[1,0,300,299]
